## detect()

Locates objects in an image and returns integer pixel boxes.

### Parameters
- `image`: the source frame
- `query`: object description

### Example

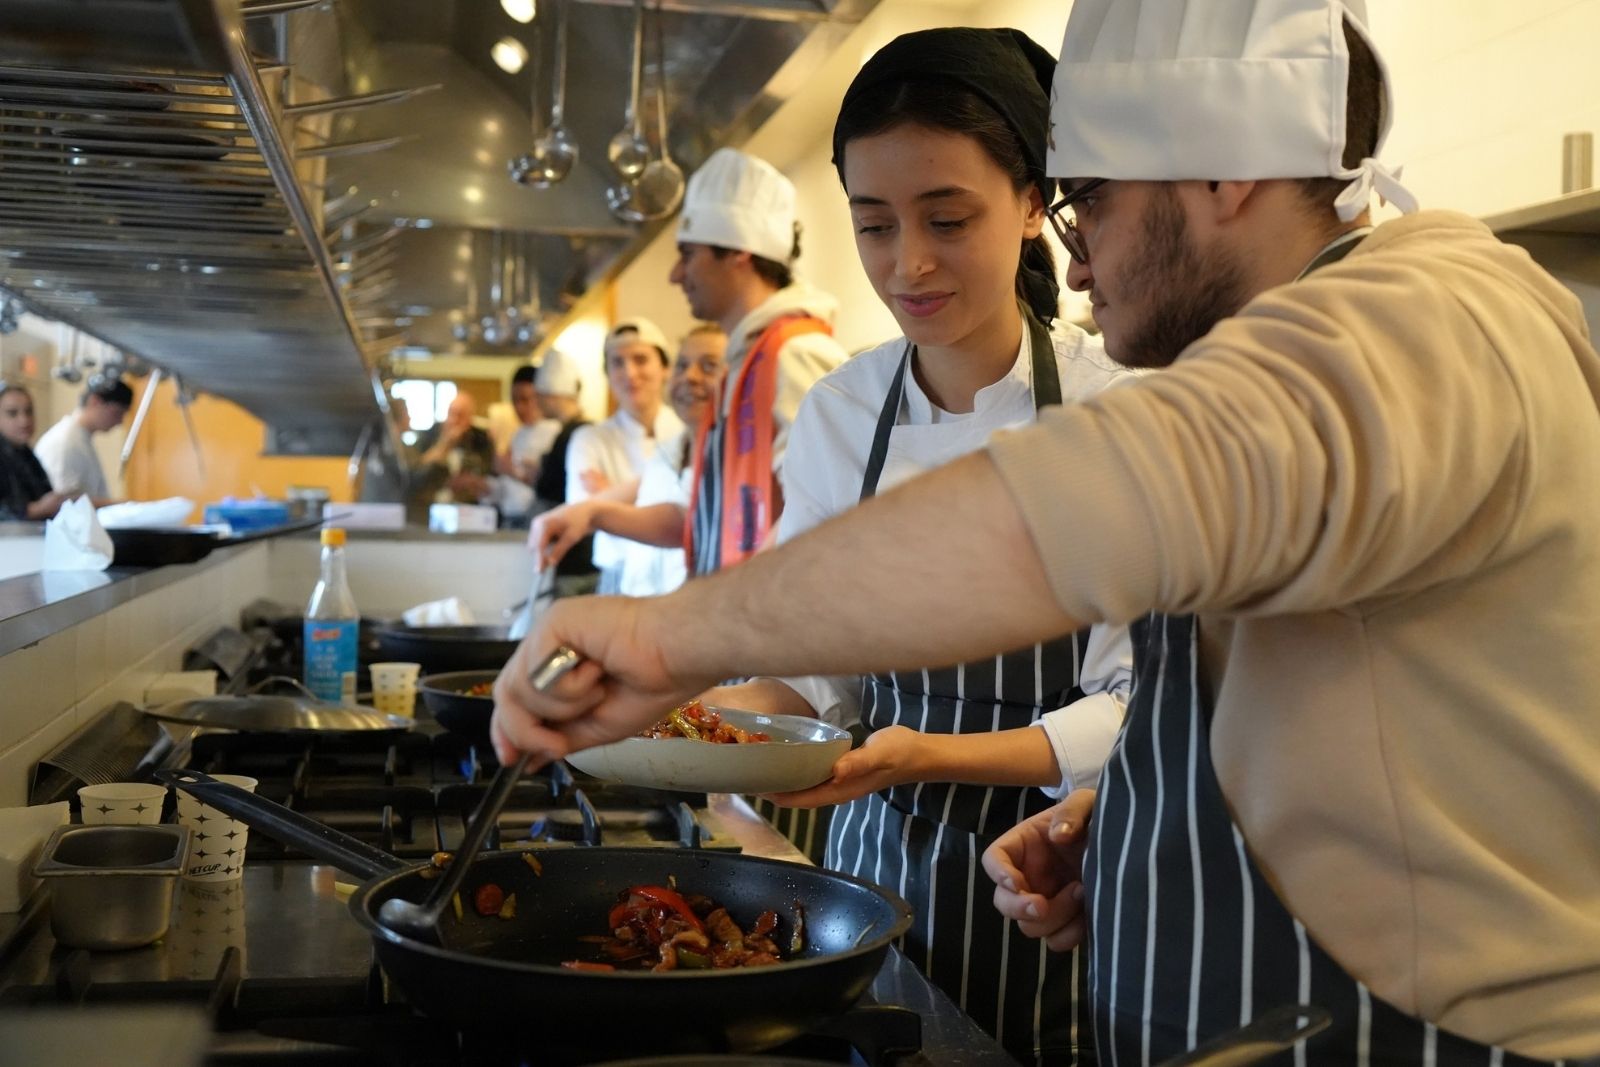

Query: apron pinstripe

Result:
[690,414,725,576]
[825,310,1098,1066]
[1086,613,1562,1067]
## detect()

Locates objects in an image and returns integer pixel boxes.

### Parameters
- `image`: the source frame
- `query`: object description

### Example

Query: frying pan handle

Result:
[157,768,408,881]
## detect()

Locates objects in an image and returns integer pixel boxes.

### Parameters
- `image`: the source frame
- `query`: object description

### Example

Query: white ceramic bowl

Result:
[564,707,851,794]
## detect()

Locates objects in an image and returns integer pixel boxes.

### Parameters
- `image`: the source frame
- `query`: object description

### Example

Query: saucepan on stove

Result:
[156,769,913,1059]
[373,625,520,675]
[415,670,497,737]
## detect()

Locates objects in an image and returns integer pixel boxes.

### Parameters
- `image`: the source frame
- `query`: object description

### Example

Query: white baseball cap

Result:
[534,348,581,397]
[675,148,798,264]
[605,316,671,362]
[1049,0,1417,223]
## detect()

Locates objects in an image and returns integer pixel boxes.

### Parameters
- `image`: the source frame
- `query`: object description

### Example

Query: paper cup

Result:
[176,774,257,881]
[369,661,421,718]
[78,782,167,825]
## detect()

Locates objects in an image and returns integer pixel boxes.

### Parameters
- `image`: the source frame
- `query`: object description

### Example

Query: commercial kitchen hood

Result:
[0,0,879,454]
[0,0,409,455]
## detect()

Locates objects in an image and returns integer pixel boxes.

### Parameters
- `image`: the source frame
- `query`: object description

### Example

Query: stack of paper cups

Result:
[176,774,257,881]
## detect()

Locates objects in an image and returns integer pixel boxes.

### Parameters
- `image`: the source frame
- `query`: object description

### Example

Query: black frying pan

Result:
[158,769,913,1058]
[373,625,520,674]
[415,670,497,736]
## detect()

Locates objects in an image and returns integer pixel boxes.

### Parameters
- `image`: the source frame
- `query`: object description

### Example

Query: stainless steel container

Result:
[33,824,189,950]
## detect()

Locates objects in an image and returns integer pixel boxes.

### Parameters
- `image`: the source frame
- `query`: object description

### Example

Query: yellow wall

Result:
[121,377,354,520]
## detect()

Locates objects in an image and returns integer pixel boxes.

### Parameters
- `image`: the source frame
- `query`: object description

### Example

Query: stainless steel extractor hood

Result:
[0,0,395,455]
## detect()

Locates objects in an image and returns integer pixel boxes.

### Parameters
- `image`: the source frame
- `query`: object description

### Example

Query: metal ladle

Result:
[377,646,582,943]
[608,0,684,222]
[511,0,578,188]
[605,0,651,182]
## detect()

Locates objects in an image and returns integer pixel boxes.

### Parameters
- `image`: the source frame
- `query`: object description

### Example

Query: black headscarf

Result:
[831,27,1058,203]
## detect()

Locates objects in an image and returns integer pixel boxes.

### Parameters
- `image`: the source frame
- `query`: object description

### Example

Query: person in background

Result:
[0,382,79,520]
[34,373,131,504]
[407,392,495,519]
[564,318,683,593]
[536,324,727,598]
[500,364,563,489]
[529,153,849,581]
[672,148,848,574]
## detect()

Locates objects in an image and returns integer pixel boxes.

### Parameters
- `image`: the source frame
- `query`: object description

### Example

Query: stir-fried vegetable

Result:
[565,885,795,972]
[640,701,771,744]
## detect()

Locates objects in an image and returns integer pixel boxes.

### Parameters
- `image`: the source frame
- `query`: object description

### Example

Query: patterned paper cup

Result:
[78,782,167,825]
[369,661,421,718]
[176,774,257,881]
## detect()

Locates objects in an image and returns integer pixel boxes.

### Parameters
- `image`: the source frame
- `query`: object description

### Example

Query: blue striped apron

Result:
[1086,613,1563,1067]
[826,310,1098,1066]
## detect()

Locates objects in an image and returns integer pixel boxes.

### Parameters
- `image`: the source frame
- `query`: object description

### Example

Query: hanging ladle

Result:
[609,0,684,223]
[511,0,578,188]
[605,0,651,182]
[377,646,582,943]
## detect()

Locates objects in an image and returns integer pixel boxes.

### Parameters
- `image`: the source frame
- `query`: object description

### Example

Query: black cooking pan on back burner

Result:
[158,769,913,1058]
[373,625,520,674]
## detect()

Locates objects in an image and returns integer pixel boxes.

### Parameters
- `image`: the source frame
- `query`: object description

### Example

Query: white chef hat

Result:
[605,316,672,364]
[534,347,581,397]
[1049,0,1417,223]
[675,148,798,264]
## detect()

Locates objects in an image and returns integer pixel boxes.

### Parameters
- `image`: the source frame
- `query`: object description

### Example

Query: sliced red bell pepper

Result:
[623,885,705,934]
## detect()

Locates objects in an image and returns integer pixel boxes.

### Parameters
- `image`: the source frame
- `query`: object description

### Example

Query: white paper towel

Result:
[42,496,113,571]
[0,802,69,912]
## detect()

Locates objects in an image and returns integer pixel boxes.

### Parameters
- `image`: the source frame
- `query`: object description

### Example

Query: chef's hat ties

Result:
[1333,156,1419,223]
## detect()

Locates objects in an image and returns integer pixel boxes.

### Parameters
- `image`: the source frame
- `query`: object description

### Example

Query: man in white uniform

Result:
[671,149,848,575]
[565,318,683,593]
[35,374,131,503]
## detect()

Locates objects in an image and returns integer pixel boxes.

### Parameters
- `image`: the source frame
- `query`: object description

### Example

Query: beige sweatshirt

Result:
[987,211,1600,1059]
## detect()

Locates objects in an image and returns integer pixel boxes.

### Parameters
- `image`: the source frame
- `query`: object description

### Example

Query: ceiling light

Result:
[501,0,536,24]
[491,36,528,74]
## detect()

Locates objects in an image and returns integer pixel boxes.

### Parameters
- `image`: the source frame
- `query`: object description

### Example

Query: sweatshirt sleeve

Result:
[986,260,1528,624]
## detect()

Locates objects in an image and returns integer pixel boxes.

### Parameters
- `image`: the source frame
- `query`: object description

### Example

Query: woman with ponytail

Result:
[704,27,1136,1065]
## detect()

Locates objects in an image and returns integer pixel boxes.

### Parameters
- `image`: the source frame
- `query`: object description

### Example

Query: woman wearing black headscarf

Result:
[705,28,1137,1065]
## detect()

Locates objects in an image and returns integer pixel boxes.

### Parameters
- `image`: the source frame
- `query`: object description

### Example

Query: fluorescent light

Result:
[501,0,536,24]
[491,36,528,74]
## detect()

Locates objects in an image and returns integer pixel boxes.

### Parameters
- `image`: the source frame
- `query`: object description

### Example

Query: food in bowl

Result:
[463,680,494,698]
[641,700,770,744]
[562,883,802,972]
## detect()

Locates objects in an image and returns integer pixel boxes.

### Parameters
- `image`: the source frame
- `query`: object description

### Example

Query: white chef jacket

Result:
[491,418,563,517]
[614,430,693,598]
[566,406,684,572]
[773,321,1139,796]
[34,414,108,501]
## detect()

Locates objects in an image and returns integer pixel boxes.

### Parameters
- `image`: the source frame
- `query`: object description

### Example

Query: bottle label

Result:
[304,619,359,704]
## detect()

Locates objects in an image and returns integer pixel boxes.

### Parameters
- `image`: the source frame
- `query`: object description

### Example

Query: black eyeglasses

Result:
[1047,178,1109,265]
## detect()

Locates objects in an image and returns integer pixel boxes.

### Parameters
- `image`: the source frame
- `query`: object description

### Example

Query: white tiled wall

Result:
[0,545,272,807]
[266,537,536,619]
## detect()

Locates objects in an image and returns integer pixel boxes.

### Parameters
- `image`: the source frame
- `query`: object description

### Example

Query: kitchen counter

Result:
[0,542,261,660]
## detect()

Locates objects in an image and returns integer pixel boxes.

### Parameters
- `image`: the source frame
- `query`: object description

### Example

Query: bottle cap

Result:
[320,528,346,547]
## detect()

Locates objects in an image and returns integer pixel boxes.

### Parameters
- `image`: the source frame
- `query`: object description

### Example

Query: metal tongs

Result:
[377,646,581,943]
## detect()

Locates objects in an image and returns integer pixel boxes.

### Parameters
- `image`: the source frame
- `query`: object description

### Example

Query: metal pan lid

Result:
[146,690,410,733]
